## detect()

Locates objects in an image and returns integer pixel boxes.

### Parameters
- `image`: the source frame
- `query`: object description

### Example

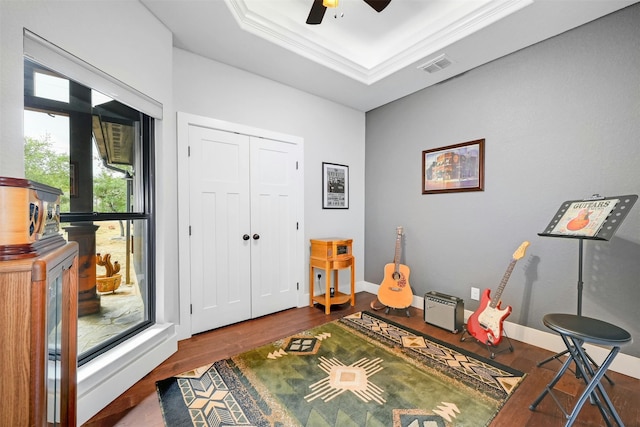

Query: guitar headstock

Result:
[512,241,530,261]
[396,226,404,236]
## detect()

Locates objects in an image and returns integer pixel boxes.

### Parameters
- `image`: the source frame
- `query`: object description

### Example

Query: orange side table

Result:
[309,238,355,314]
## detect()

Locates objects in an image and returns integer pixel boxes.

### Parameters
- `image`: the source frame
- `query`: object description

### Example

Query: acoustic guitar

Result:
[377,227,413,309]
[466,241,530,346]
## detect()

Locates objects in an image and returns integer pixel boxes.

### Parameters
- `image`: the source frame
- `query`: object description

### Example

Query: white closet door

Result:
[189,126,252,333]
[250,136,299,317]
[188,126,300,334]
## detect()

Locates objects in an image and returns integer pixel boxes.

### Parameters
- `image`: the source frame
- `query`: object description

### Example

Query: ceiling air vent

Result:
[418,54,453,74]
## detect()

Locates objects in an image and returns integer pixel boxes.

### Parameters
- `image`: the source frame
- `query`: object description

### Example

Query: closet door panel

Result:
[250,137,298,318]
[189,127,251,334]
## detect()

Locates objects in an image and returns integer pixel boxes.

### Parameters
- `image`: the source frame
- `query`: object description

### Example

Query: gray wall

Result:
[365,4,640,357]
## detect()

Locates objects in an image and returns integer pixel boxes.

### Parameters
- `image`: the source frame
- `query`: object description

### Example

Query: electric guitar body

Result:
[466,241,530,346]
[377,227,413,309]
[467,289,512,346]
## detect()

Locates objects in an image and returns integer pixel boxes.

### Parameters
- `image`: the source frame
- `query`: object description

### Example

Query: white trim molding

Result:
[361,281,639,379]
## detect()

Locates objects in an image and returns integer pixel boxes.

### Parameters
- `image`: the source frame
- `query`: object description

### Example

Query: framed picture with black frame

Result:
[322,162,349,209]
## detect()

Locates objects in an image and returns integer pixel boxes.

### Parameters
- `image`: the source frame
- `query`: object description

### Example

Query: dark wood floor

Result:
[83,292,639,426]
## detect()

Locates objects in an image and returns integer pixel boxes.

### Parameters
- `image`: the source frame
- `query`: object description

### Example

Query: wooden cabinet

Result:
[0,242,78,426]
[309,238,355,314]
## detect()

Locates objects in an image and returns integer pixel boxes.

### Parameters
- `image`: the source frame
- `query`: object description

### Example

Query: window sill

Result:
[76,322,177,425]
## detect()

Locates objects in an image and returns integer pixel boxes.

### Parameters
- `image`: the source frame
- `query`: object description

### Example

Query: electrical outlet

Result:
[471,287,480,301]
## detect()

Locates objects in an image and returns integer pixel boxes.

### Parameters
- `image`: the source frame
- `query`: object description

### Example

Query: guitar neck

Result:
[490,259,516,308]
[393,234,402,270]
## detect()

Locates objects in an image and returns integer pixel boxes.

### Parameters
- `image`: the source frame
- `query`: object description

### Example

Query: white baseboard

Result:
[360,281,639,380]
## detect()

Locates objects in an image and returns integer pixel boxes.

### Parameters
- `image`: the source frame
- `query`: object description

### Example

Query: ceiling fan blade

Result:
[363,0,392,13]
[306,0,327,25]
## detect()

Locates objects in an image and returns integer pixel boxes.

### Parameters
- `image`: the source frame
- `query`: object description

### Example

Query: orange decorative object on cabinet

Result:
[309,238,355,314]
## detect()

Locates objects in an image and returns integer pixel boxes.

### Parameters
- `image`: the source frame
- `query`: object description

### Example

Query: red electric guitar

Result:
[377,227,413,309]
[466,241,530,346]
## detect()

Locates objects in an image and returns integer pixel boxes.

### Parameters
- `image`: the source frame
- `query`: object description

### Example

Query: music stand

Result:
[536,194,637,376]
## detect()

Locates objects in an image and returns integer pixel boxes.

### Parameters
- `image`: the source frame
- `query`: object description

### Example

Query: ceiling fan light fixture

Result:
[323,0,339,8]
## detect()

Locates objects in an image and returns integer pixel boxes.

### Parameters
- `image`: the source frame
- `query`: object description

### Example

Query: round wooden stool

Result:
[529,313,632,426]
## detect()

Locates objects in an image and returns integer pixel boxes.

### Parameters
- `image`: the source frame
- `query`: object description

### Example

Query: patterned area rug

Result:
[156,311,525,426]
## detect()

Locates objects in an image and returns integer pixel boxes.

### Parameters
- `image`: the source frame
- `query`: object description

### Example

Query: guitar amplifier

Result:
[424,291,464,333]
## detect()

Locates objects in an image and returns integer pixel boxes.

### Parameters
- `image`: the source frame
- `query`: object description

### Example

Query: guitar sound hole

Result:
[392,272,401,280]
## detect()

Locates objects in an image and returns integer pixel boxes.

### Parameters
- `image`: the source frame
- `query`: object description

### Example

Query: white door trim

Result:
[176,112,305,341]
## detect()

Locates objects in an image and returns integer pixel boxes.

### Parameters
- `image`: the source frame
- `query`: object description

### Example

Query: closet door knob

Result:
[253,234,260,240]
[243,234,250,241]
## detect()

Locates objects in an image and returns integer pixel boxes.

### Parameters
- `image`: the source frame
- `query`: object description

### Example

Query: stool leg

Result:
[537,349,614,385]
[563,338,612,426]
[568,340,605,408]
[530,335,619,427]
[537,348,570,367]
[584,349,615,386]
[530,349,575,411]
[568,342,624,427]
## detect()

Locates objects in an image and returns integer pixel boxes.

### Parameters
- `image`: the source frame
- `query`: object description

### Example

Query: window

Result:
[24,58,155,365]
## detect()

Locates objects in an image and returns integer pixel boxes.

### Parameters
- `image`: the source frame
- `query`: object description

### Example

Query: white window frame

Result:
[23,29,176,425]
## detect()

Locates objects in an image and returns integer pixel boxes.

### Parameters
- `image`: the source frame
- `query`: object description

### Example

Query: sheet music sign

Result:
[551,198,619,237]
[322,162,349,209]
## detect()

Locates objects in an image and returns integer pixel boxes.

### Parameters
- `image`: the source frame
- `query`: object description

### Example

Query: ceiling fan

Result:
[306,0,392,25]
